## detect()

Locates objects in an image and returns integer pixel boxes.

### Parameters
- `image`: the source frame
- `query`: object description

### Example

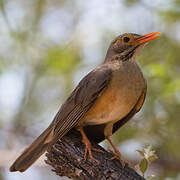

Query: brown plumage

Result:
[10,32,160,172]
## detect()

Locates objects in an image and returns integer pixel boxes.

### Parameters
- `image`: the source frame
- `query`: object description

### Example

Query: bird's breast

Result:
[81,61,146,126]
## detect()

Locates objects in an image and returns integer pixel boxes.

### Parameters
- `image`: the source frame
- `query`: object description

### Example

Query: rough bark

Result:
[45,129,145,180]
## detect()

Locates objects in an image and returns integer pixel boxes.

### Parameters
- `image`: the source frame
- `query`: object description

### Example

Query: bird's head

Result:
[105,32,160,62]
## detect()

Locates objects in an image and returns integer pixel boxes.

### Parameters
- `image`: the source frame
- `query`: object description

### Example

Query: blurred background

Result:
[0,0,180,179]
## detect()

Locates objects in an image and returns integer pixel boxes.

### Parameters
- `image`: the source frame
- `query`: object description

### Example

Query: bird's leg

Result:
[104,122,126,167]
[77,126,102,163]
[106,136,125,167]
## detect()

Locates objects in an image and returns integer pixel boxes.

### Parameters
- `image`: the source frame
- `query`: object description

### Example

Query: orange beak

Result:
[135,32,160,44]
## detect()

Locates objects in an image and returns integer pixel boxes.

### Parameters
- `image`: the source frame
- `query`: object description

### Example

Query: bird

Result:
[9,32,160,172]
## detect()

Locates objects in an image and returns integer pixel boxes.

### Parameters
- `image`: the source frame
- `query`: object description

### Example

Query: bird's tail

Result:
[9,125,54,172]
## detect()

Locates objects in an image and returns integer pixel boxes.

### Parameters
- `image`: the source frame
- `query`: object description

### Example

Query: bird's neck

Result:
[104,46,137,64]
[104,45,116,63]
[104,52,137,64]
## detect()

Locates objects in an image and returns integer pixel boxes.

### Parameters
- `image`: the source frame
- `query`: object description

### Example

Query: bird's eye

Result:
[123,36,130,43]
[114,34,133,45]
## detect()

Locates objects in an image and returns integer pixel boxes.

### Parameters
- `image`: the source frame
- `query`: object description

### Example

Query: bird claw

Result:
[108,149,127,167]
[84,145,101,163]
[78,126,103,164]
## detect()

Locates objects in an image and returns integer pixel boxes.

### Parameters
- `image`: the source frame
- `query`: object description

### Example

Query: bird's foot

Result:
[78,126,103,163]
[108,149,127,167]
[83,140,103,163]
[106,136,128,167]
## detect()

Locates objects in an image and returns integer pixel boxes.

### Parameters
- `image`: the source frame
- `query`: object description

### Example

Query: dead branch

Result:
[45,129,145,180]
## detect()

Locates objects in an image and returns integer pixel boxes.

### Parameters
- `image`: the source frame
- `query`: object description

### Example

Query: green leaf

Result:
[148,63,167,78]
[139,158,148,177]
[136,150,145,157]
[148,155,158,163]
[164,79,180,95]
[134,164,140,171]
[124,0,140,7]
[44,46,81,74]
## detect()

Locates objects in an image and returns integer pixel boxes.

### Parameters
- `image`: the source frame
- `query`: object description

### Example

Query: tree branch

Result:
[45,129,145,180]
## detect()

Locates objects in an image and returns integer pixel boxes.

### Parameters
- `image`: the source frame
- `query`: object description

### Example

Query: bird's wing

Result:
[50,65,112,144]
